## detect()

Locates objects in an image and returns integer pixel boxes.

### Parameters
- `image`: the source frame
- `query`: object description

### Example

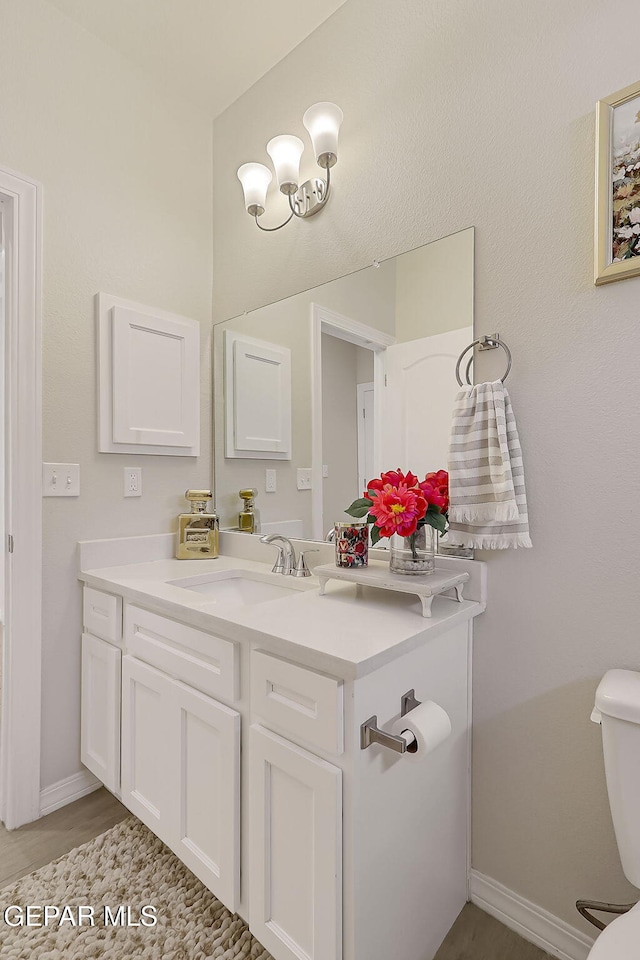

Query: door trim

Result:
[310,303,394,540]
[356,381,374,497]
[0,166,43,829]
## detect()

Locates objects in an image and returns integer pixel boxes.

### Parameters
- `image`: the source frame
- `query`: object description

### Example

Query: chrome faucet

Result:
[260,534,297,575]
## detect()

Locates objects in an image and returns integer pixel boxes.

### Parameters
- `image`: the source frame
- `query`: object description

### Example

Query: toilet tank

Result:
[594,669,640,889]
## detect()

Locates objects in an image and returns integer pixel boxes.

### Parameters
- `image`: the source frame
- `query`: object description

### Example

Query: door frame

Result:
[356,381,374,497]
[0,166,43,829]
[310,303,395,541]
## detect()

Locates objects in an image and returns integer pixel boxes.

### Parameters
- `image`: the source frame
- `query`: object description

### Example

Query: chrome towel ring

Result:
[455,333,512,387]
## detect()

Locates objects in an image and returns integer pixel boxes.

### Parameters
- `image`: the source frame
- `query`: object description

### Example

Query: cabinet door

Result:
[81,634,121,793]
[167,679,240,911]
[249,724,342,960]
[121,655,172,841]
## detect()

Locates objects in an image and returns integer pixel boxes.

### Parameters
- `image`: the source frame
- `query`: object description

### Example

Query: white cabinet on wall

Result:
[97,293,200,456]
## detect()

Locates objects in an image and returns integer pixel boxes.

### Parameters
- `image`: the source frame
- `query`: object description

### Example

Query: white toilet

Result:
[587,669,640,957]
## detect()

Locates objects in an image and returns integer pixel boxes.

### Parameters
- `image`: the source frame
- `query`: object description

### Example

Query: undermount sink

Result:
[166,569,307,606]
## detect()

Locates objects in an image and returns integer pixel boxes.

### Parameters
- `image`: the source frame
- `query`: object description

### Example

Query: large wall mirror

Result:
[213,226,474,543]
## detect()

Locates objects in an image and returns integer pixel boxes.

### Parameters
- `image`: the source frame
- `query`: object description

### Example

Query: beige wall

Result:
[0,0,213,790]
[213,0,640,930]
[395,228,474,342]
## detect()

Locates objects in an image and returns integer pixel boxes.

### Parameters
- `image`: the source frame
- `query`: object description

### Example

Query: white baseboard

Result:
[470,870,596,960]
[40,768,101,817]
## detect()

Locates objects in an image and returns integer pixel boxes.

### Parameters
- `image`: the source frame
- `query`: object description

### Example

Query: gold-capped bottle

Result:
[177,490,219,559]
[238,488,260,534]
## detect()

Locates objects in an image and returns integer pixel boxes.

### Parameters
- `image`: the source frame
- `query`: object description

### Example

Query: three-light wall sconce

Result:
[237,102,343,232]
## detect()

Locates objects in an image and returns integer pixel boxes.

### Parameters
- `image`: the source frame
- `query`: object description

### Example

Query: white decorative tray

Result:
[314,561,470,618]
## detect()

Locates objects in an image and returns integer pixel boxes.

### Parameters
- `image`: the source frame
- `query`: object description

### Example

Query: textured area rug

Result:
[0,816,273,959]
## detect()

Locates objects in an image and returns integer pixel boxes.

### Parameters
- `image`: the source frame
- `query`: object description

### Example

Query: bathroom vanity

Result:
[79,533,485,960]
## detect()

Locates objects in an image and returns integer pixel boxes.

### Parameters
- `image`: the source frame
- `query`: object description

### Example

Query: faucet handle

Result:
[293,549,319,578]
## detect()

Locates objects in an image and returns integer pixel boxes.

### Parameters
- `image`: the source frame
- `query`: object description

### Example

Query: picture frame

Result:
[595,79,640,285]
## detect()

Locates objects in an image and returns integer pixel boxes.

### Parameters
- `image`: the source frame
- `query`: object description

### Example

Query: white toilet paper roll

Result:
[391,700,452,759]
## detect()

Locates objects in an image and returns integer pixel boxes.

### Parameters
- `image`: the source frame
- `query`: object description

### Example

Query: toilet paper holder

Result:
[360,688,422,754]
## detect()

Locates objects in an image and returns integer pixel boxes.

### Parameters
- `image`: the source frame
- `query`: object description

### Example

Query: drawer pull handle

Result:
[266,681,318,719]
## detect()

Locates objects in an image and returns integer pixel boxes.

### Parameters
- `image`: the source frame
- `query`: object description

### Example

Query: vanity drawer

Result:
[251,650,343,755]
[83,587,122,645]
[124,605,239,703]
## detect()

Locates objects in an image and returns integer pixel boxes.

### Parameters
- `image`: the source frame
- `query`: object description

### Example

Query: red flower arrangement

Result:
[346,468,449,547]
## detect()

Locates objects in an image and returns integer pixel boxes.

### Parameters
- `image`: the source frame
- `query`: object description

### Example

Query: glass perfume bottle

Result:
[238,488,260,534]
[177,490,219,559]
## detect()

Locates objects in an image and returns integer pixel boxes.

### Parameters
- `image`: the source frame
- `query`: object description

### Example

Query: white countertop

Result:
[79,546,485,680]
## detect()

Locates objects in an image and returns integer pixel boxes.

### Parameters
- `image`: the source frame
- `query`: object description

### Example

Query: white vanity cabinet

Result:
[80,588,242,911]
[249,650,344,960]
[80,572,476,960]
[119,603,241,911]
[80,587,123,794]
[80,632,121,793]
[249,724,342,960]
[121,653,241,910]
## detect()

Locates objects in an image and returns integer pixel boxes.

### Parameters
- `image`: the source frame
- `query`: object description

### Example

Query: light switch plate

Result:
[297,467,312,491]
[265,469,277,493]
[43,463,80,497]
[322,464,329,478]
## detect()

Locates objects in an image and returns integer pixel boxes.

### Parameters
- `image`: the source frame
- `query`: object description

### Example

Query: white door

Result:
[357,382,375,493]
[121,655,172,841]
[249,724,342,960]
[81,634,121,794]
[381,326,472,475]
[167,679,240,911]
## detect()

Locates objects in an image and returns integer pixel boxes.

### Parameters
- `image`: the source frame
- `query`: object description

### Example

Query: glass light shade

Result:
[266,135,304,195]
[237,162,272,216]
[302,102,343,167]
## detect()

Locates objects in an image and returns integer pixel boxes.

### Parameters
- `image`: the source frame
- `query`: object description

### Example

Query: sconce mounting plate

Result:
[292,177,329,218]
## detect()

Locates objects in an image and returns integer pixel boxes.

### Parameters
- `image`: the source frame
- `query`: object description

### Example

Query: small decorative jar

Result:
[389,524,436,576]
[334,521,369,568]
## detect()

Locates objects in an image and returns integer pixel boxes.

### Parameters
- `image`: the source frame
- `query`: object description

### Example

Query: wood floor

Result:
[1,789,552,959]
[0,787,128,888]
[434,904,552,959]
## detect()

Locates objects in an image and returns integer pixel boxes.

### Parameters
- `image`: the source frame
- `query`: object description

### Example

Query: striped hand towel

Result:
[447,381,531,549]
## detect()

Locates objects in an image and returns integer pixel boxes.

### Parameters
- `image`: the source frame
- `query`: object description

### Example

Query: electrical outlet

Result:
[297,467,312,491]
[43,463,80,497]
[124,467,142,497]
[265,469,277,493]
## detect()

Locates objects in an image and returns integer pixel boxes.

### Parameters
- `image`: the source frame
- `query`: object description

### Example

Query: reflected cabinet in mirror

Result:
[213,226,474,543]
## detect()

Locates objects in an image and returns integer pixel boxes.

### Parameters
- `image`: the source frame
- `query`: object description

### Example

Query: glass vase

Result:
[389,524,436,576]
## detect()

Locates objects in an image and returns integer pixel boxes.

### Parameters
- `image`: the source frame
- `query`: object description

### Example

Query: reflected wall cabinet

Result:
[224,329,292,459]
[96,293,200,456]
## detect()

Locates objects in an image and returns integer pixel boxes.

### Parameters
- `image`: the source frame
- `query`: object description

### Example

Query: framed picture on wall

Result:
[595,79,640,285]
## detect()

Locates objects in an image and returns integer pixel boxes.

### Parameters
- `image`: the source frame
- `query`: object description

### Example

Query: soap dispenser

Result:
[177,490,219,559]
[238,488,260,534]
